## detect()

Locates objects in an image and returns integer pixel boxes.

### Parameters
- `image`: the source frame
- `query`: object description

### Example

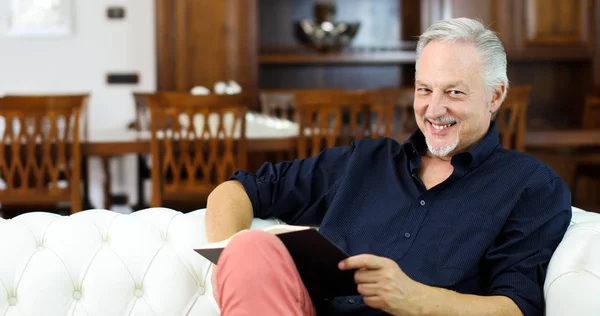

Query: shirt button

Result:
[348,299,355,304]
[420,200,426,206]
[404,232,411,238]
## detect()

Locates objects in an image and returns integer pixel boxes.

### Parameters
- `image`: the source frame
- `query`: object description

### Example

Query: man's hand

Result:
[339,254,426,315]
[339,254,523,316]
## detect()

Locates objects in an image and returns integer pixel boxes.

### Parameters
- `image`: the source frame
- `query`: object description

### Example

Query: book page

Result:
[263,224,311,235]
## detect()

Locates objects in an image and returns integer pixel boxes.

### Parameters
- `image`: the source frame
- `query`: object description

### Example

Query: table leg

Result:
[81,155,94,210]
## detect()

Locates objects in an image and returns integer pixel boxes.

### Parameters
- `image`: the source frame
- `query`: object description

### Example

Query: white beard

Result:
[425,134,460,157]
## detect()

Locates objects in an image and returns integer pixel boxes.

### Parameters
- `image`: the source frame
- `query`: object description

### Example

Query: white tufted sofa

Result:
[0,206,598,316]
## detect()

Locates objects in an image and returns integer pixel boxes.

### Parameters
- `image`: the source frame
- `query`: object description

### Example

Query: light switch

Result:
[107,7,126,19]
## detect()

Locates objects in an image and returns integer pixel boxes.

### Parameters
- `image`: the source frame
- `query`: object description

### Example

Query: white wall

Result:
[0,0,156,208]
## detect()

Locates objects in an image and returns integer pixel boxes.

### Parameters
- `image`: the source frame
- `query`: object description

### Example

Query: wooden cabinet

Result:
[491,0,595,60]
[522,0,590,47]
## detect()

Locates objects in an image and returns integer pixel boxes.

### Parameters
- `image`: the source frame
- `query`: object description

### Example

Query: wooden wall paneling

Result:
[595,0,600,85]
[187,0,228,91]
[156,0,175,91]
[401,0,421,41]
[227,0,259,102]
[156,0,259,97]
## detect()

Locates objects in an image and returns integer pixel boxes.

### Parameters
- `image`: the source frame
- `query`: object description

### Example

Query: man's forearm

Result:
[205,180,254,242]
[417,284,523,316]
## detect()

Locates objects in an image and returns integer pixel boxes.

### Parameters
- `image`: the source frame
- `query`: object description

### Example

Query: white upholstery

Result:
[544,207,600,316]
[0,208,279,316]
[0,206,598,315]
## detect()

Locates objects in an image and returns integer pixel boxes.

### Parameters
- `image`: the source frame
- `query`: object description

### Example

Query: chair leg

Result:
[101,156,112,210]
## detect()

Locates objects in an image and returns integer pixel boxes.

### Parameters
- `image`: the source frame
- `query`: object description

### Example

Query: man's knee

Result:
[219,230,285,266]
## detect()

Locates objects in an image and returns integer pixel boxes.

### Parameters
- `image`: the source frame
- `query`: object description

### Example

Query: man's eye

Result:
[448,90,464,96]
[417,88,430,93]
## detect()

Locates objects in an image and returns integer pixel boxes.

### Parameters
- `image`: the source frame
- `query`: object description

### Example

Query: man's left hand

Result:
[339,254,426,315]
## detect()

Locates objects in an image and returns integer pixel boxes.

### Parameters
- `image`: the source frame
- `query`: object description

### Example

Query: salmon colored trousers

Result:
[215,230,317,316]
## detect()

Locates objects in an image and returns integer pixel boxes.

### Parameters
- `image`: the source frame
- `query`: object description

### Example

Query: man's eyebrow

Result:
[446,81,467,88]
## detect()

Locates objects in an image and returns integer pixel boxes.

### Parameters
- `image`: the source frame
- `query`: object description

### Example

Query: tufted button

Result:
[134,289,143,298]
[73,290,82,300]
[198,286,205,295]
[8,296,17,306]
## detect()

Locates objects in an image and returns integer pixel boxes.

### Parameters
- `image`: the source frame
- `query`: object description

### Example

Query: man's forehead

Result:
[415,79,469,88]
[417,41,483,73]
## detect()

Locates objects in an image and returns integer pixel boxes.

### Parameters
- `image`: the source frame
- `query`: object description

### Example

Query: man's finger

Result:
[354,268,380,284]
[339,254,383,270]
[357,283,379,297]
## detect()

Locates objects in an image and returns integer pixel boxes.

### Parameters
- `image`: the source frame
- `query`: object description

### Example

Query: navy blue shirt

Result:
[231,122,572,316]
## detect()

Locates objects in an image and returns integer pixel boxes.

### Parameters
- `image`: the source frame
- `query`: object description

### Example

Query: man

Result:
[205,17,571,316]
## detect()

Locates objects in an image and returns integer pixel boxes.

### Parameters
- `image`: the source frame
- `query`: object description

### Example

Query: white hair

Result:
[415,17,509,118]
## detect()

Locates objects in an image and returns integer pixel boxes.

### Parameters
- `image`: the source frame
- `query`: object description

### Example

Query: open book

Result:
[194,224,359,300]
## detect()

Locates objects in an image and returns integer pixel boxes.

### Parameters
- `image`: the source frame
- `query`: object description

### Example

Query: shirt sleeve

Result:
[484,176,572,316]
[228,144,355,225]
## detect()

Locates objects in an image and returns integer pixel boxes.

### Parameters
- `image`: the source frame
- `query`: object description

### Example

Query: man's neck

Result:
[423,150,454,163]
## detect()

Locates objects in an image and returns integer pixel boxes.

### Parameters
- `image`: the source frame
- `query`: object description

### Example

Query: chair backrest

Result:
[376,87,417,141]
[131,92,153,131]
[259,90,297,121]
[293,89,383,158]
[145,92,249,207]
[496,85,531,151]
[0,95,87,213]
[583,95,600,129]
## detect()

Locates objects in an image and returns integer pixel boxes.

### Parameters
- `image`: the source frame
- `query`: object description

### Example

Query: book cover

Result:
[195,226,358,300]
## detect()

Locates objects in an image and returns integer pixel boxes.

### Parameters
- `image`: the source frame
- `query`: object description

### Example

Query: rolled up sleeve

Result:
[485,177,572,316]
[229,145,354,225]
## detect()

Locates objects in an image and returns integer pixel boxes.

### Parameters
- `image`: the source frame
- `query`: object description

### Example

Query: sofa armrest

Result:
[544,208,600,316]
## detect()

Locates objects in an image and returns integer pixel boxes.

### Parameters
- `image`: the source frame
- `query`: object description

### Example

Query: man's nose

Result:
[426,92,447,118]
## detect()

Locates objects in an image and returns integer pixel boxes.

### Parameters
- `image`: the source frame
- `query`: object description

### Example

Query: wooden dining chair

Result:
[145,92,249,208]
[294,89,383,158]
[0,95,87,215]
[495,85,532,152]
[376,87,417,141]
[259,90,297,121]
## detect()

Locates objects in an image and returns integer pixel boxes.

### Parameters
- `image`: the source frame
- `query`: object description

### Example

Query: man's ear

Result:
[489,85,506,113]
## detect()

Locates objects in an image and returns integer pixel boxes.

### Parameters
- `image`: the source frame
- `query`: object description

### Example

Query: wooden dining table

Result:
[82,127,600,156]
[78,115,600,209]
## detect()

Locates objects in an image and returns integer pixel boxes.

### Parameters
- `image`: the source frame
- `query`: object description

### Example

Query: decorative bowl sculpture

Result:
[294,3,360,52]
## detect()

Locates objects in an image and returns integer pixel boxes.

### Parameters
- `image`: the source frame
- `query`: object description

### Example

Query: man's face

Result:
[414,40,503,158]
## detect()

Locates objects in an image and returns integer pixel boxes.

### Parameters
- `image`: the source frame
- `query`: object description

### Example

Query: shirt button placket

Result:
[420,200,426,206]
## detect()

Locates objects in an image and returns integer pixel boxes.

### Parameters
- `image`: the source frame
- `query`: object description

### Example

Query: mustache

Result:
[424,114,459,124]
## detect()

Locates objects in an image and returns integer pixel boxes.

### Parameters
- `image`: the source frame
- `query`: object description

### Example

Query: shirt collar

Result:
[403,121,500,171]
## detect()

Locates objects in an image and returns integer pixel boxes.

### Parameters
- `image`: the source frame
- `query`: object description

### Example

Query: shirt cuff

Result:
[488,273,543,316]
